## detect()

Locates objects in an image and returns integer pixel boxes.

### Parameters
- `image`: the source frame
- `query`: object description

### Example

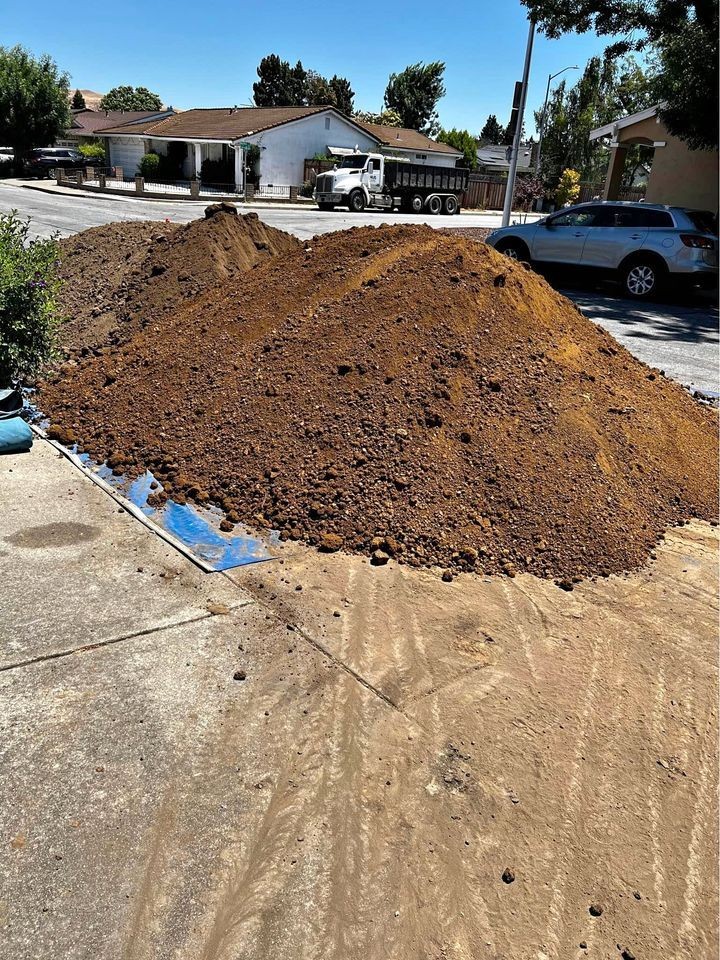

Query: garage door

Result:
[109,137,145,177]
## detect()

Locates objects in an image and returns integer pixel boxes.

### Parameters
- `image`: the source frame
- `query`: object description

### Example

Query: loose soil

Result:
[42,222,718,581]
[56,206,300,354]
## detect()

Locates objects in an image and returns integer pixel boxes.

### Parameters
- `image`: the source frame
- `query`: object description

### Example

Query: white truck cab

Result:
[315,153,390,212]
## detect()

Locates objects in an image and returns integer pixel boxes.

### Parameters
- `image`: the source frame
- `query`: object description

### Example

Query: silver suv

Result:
[486,201,718,299]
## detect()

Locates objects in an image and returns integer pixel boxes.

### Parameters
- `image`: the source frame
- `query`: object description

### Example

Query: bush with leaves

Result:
[78,141,105,163]
[555,168,581,206]
[0,211,63,386]
[137,151,160,178]
[514,175,546,219]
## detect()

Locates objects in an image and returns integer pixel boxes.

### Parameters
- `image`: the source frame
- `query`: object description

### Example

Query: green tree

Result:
[555,168,581,206]
[535,55,655,186]
[383,61,446,135]
[71,88,85,109]
[521,0,719,150]
[437,128,477,169]
[329,76,354,115]
[479,114,503,143]
[305,70,334,105]
[0,46,70,168]
[99,85,163,111]
[354,109,403,128]
[0,211,63,386]
[253,55,307,106]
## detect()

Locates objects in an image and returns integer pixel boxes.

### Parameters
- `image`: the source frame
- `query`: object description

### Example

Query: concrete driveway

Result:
[1,431,717,960]
[0,181,717,393]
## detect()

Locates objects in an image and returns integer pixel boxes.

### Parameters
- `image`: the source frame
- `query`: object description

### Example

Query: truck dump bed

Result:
[384,160,469,193]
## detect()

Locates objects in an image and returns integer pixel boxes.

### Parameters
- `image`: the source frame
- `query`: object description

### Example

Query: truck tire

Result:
[318,202,335,211]
[348,190,365,212]
[443,195,458,215]
[427,195,443,215]
[410,194,424,213]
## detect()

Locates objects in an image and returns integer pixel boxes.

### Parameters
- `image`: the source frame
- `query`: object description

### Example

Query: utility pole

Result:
[535,65,578,176]
[501,18,535,227]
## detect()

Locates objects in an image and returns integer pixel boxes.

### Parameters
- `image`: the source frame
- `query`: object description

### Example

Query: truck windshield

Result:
[337,155,369,168]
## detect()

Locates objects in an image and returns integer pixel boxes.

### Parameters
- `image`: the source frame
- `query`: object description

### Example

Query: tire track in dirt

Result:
[539,631,603,960]
[196,693,333,960]
[500,579,539,683]
[647,657,670,917]
[676,709,718,958]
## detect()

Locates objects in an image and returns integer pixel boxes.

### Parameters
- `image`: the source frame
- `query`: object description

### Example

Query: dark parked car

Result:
[25,147,89,178]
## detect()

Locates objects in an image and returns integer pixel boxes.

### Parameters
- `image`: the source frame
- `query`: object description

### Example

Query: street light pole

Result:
[501,19,535,227]
[535,65,578,176]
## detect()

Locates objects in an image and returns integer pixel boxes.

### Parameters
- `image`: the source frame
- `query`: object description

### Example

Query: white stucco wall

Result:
[246,112,376,185]
[107,137,145,176]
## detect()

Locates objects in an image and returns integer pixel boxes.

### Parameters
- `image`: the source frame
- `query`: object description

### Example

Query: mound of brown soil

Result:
[42,224,718,581]
[57,208,300,353]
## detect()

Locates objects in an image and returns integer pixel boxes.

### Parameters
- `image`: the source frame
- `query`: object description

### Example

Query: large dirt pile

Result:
[57,208,300,353]
[42,224,718,581]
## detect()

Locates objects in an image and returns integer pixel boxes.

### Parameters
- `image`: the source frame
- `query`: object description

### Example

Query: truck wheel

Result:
[318,202,335,211]
[348,190,365,212]
[410,194,424,213]
[427,195,443,215]
[443,195,458,215]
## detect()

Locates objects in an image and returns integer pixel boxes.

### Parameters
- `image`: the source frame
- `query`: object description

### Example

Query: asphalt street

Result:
[2,181,717,394]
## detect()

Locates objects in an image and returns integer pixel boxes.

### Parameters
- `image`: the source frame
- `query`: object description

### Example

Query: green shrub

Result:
[0,158,14,179]
[138,151,160,177]
[555,168,581,207]
[201,156,234,184]
[78,141,105,162]
[300,180,314,197]
[0,211,63,386]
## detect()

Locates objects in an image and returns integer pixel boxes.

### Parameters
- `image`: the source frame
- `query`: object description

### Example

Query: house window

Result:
[416,153,427,160]
[325,117,331,130]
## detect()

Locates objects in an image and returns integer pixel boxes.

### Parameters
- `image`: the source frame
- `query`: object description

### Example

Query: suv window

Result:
[593,206,673,228]
[687,210,718,235]
[637,209,674,228]
[549,209,598,227]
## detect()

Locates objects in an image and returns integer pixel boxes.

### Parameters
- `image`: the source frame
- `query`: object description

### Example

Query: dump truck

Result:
[314,153,469,214]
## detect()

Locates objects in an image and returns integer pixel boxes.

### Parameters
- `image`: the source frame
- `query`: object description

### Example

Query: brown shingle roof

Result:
[98,106,333,140]
[70,109,171,134]
[352,121,462,156]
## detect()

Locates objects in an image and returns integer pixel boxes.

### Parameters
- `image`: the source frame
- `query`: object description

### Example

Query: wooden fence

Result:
[463,175,507,210]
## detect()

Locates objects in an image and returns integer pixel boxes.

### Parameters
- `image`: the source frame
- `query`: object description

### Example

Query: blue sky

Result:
[5,0,611,135]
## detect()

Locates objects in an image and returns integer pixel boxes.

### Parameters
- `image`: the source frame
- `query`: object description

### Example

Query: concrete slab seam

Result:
[0,604,253,674]
[221,571,422,728]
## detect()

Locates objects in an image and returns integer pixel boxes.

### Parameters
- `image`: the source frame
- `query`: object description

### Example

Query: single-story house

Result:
[97,106,462,188]
[61,108,175,147]
[590,104,718,211]
[475,143,533,176]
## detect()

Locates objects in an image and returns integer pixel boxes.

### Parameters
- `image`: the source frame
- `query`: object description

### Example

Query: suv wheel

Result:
[496,238,530,263]
[622,257,664,299]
